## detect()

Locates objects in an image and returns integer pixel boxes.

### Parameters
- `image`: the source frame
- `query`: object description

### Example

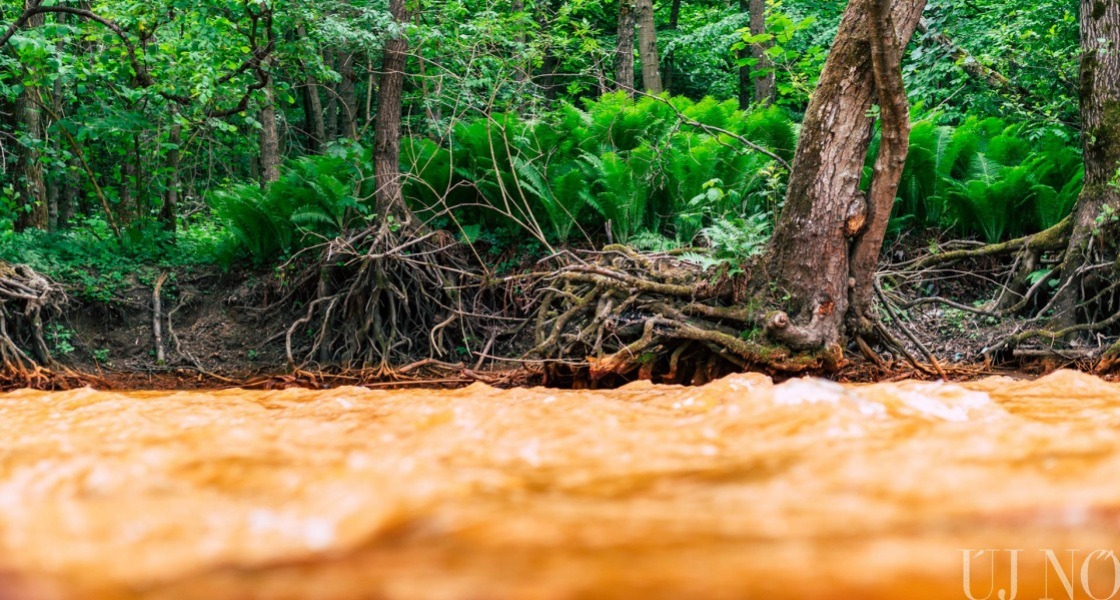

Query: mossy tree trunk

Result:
[1049,0,1120,330]
[758,0,926,362]
[14,5,47,232]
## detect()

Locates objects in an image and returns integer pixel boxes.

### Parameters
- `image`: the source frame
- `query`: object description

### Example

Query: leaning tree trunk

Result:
[760,0,926,361]
[635,0,662,93]
[1049,0,1120,330]
[615,0,636,94]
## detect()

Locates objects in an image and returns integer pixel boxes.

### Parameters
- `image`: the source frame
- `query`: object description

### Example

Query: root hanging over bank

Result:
[0,261,72,388]
[285,224,479,375]
[878,215,1120,370]
[522,246,835,385]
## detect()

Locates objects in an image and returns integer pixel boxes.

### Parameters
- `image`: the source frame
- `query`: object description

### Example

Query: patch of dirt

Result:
[57,267,297,387]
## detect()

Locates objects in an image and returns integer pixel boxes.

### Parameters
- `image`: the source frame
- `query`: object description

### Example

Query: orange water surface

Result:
[2,371,1120,599]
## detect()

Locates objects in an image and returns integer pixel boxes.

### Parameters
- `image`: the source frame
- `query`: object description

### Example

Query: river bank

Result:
[1,251,1111,393]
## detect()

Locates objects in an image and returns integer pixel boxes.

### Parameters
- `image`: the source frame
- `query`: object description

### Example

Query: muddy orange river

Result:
[2,372,1120,599]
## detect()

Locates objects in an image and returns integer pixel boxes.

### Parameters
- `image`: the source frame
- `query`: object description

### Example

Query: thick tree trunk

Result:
[259,70,281,186]
[848,0,912,330]
[760,0,925,357]
[635,0,662,93]
[748,0,775,106]
[373,0,411,219]
[615,0,636,93]
[14,9,47,232]
[1051,0,1120,328]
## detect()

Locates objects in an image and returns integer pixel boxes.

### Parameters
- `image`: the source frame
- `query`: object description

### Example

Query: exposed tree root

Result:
[523,247,835,385]
[883,215,1120,371]
[285,223,479,373]
[0,261,89,390]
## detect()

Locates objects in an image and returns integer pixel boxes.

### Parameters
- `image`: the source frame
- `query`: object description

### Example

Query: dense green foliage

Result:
[0,0,1085,281]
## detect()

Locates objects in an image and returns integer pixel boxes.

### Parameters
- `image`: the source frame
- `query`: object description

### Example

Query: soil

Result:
[56,267,298,388]
[11,234,1116,392]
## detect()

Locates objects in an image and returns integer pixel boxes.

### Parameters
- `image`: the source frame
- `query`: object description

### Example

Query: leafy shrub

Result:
[208,143,374,263]
[401,93,795,247]
[890,115,1082,241]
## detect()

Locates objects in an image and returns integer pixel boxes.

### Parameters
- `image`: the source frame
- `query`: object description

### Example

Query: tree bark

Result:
[14,8,47,232]
[45,9,66,232]
[615,0,636,94]
[161,109,182,232]
[760,0,926,357]
[848,0,912,330]
[662,0,682,92]
[338,51,359,140]
[737,0,752,110]
[324,49,339,141]
[534,0,565,99]
[512,0,528,83]
[259,66,281,186]
[635,0,662,93]
[297,25,327,153]
[1050,0,1120,328]
[748,0,775,106]
[373,0,411,219]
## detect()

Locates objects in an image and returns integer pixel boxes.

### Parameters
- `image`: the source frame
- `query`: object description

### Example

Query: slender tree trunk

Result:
[663,0,682,92]
[373,0,411,219]
[759,0,926,358]
[635,0,662,93]
[259,68,281,186]
[297,25,327,153]
[14,9,47,231]
[45,9,66,232]
[1050,0,1120,328]
[161,108,182,232]
[339,51,359,140]
[512,0,528,83]
[749,0,775,106]
[535,0,565,99]
[119,152,136,225]
[324,49,340,141]
[615,0,636,93]
[738,0,752,110]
